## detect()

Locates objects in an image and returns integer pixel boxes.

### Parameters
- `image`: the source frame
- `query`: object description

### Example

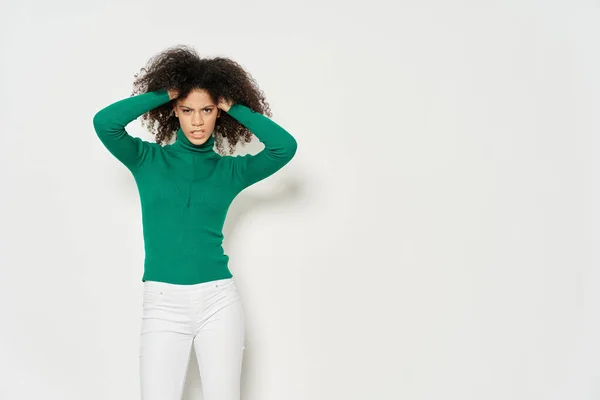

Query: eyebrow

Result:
[179,104,214,109]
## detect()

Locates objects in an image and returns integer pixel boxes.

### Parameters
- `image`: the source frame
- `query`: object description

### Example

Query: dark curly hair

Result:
[131,45,272,155]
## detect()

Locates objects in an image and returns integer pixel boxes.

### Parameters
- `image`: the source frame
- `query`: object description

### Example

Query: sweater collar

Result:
[172,127,216,154]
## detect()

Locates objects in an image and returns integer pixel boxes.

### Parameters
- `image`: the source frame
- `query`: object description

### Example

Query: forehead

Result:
[179,90,215,108]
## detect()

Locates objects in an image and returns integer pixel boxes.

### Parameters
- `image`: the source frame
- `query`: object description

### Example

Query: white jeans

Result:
[139,277,245,400]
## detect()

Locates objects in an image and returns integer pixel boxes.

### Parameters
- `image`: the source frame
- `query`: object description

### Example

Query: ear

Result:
[172,103,178,118]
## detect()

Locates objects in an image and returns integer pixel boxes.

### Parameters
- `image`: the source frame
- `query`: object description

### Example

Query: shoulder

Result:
[129,141,170,174]
[216,154,236,172]
[218,153,252,169]
[143,140,165,156]
[215,154,251,185]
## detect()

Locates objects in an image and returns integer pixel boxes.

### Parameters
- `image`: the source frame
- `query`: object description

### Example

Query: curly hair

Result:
[131,45,272,155]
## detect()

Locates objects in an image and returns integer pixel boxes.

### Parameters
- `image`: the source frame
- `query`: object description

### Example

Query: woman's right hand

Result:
[167,89,179,100]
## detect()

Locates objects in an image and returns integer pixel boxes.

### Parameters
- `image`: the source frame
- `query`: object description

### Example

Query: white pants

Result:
[139,277,245,400]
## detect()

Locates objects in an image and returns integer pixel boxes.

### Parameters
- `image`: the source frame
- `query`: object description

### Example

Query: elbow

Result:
[93,111,114,138]
[92,112,106,133]
[92,110,104,124]
[286,136,298,160]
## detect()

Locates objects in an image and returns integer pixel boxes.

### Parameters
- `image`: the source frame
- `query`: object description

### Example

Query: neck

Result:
[172,127,216,154]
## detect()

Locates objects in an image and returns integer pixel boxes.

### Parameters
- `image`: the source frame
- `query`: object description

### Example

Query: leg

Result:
[139,289,194,400]
[193,282,245,400]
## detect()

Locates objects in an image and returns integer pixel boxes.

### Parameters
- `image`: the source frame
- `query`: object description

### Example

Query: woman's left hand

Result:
[217,96,234,112]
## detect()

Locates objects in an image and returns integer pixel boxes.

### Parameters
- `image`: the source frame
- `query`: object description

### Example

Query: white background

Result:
[0,0,598,399]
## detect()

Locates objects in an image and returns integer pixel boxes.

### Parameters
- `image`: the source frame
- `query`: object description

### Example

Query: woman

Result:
[92,45,297,400]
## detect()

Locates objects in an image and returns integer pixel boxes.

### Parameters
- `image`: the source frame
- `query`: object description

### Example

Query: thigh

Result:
[193,283,245,400]
[139,289,194,400]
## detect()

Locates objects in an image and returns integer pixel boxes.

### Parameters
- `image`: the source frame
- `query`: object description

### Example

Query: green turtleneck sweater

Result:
[92,90,297,284]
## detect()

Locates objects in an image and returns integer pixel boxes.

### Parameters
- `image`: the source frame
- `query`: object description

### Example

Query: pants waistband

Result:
[143,278,234,293]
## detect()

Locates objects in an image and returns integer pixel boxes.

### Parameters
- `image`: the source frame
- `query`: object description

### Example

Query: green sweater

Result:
[92,90,297,284]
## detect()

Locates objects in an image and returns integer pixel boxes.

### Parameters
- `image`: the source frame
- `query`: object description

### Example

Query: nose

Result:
[192,113,203,126]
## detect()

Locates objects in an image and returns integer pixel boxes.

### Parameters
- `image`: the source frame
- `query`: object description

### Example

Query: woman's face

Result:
[172,89,221,145]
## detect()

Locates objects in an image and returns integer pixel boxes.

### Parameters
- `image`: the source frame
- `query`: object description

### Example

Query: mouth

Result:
[191,130,204,138]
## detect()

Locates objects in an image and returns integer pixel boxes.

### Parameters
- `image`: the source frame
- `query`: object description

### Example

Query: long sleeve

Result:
[227,104,298,189]
[93,90,171,172]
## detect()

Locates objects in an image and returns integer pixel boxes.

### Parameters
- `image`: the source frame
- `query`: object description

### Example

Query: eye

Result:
[183,109,191,113]
[203,108,213,113]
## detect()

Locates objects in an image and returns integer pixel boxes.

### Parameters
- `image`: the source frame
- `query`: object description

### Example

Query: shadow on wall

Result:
[223,176,304,243]
[222,133,305,243]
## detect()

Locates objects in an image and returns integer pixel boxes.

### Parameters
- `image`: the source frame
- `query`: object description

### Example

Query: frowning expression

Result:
[172,89,221,146]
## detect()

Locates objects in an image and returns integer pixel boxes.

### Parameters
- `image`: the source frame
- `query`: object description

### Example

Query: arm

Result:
[92,89,172,172]
[226,103,298,189]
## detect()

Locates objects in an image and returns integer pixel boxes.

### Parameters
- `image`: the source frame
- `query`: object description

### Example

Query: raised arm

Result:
[227,104,298,189]
[92,89,172,172]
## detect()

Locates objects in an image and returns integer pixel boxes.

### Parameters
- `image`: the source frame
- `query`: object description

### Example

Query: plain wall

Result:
[0,0,598,399]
